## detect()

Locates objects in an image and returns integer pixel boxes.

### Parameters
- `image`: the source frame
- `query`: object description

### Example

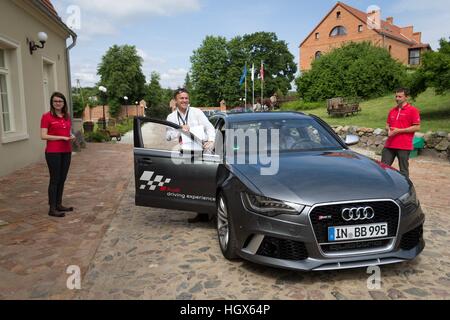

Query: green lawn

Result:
[281,89,450,133]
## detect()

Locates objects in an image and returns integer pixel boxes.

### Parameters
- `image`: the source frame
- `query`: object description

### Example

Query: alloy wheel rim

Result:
[217,197,229,250]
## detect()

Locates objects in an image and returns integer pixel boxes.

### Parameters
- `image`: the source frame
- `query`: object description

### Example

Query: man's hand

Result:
[389,128,401,137]
[203,141,214,150]
[181,125,190,132]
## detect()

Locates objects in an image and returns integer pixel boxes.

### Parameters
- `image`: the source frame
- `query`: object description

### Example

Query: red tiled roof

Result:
[337,2,429,47]
[300,2,430,48]
[40,0,59,17]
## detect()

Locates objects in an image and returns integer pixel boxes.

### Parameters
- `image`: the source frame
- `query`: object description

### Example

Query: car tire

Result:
[216,192,239,260]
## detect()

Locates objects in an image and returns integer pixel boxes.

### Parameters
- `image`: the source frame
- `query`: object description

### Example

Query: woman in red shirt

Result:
[40,92,75,218]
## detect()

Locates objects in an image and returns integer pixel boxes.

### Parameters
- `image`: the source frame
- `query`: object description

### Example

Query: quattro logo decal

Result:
[139,171,172,191]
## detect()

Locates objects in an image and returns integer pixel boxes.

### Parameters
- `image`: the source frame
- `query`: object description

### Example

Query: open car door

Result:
[133,117,220,214]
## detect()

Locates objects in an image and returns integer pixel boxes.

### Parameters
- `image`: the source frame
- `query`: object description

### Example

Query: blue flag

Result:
[239,64,247,86]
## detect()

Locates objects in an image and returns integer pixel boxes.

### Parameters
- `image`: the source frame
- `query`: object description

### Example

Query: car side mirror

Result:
[345,134,360,146]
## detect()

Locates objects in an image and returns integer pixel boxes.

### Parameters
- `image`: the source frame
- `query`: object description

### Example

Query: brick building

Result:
[299,2,431,71]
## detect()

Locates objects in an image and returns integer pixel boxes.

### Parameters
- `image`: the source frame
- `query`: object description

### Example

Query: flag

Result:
[260,61,264,81]
[251,64,255,82]
[239,64,247,86]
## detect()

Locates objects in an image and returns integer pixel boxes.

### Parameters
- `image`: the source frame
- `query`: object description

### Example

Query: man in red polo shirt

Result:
[382,88,421,178]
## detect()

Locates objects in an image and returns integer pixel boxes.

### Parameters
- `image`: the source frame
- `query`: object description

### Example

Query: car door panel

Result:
[134,117,220,214]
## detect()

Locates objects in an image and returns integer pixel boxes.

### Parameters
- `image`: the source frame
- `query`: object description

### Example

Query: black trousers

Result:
[381,148,410,178]
[45,153,72,208]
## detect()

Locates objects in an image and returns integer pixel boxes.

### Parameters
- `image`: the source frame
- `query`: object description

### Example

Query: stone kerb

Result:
[332,125,450,161]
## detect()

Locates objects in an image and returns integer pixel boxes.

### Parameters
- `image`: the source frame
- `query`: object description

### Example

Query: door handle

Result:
[139,158,153,165]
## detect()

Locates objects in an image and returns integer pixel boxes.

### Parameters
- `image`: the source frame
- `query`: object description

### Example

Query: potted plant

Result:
[83,121,94,133]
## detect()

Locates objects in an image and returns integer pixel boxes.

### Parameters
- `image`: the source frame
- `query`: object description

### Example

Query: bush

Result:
[116,118,134,135]
[84,130,110,143]
[296,42,407,102]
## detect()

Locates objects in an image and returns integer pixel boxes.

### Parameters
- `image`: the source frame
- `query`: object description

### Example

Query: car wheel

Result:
[216,193,239,260]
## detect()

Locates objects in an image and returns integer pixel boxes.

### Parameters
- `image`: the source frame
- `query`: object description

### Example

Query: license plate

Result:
[328,223,388,242]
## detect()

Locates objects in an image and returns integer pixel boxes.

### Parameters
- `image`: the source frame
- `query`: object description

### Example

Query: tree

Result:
[145,72,163,109]
[71,86,100,118]
[72,93,85,118]
[161,88,174,107]
[240,32,297,97]
[190,36,229,107]
[296,42,407,102]
[409,38,450,98]
[184,73,193,93]
[189,32,297,107]
[144,72,170,120]
[97,45,146,117]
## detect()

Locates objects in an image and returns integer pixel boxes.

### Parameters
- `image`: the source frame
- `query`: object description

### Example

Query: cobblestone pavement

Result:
[0,143,133,299]
[76,148,450,300]
[1,142,449,300]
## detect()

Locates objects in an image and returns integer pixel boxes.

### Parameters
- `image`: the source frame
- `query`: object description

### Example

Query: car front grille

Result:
[322,239,392,253]
[309,201,400,253]
[256,236,308,261]
[400,225,423,250]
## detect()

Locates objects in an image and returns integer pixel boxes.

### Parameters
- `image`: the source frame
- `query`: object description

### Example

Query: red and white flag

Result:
[260,61,264,81]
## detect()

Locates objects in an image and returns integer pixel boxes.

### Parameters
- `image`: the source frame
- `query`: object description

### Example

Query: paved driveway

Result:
[1,141,449,300]
[77,147,450,300]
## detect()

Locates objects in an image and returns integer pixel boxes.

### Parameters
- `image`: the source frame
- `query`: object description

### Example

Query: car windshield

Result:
[228,118,343,153]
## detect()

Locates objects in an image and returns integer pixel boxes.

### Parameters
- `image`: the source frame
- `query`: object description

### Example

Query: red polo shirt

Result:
[385,103,421,151]
[41,112,72,153]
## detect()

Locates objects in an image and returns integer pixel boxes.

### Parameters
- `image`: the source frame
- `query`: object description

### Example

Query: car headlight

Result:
[241,193,305,217]
[399,187,419,207]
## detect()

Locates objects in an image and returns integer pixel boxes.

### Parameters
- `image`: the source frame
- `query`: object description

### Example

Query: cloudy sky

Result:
[51,0,450,89]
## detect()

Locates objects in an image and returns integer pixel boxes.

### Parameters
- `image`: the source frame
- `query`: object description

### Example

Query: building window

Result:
[358,25,363,32]
[315,51,322,60]
[0,49,12,133]
[0,36,28,144]
[337,11,341,19]
[315,32,320,40]
[330,26,347,37]
[0,49,4,68]
[409,49,421,65]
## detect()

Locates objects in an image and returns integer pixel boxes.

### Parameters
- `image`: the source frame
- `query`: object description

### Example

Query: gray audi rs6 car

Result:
[133,112,425,271]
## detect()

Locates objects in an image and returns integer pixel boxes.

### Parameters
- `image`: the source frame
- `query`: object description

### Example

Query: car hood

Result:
[231,150,411,206]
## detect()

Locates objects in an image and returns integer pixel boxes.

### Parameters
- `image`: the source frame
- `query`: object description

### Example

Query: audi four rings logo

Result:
[341,207,375,221]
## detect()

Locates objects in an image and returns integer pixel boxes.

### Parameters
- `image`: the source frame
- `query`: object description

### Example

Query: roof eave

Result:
[31,0,77,39]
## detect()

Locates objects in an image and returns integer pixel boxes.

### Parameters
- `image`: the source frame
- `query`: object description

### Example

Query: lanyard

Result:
[177,108,189,126]
[396,106,404,121]
[396,103,408,121]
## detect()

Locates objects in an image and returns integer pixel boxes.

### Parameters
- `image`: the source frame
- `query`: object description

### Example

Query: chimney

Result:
[386,17,394,24]
[413,32,422,43]
[401,26,414,40]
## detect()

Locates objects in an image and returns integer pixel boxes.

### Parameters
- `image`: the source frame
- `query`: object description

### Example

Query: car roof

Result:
[214,111,311,123]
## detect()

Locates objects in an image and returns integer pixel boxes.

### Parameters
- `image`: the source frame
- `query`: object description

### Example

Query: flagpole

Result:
[252,63,255,109]
[261,60,264,111]
[245,62,247,111]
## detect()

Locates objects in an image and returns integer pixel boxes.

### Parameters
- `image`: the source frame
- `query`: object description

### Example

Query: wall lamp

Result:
[28,32,48,55]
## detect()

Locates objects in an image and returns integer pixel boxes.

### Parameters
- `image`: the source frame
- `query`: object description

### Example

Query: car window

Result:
[139,121,203,152]
[209,116,219,128]
[229,118,342,152]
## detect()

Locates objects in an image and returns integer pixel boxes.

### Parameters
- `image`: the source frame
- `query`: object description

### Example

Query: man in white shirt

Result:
[166,88,216,223]
[166,88,215,151]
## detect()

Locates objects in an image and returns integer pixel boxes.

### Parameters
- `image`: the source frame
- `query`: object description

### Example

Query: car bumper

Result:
[225,189,425,271]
